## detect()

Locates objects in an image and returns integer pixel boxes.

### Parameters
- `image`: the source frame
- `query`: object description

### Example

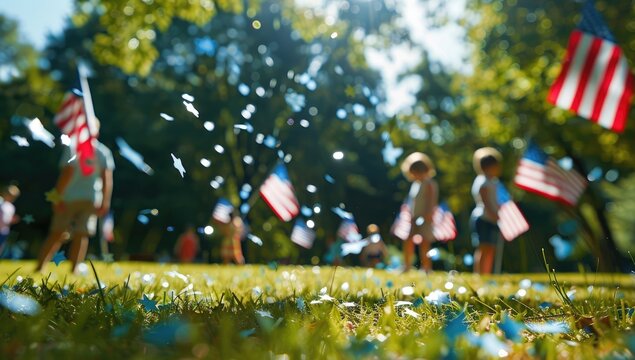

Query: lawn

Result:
[0,260,633,359]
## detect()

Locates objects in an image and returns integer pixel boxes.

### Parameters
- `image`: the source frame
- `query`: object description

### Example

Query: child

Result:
[0,185,20,256]
[216,212,245,265]
[471,147,502,274]
[360,224,388,268]
[401,152,438,272]
[174,225,200,263]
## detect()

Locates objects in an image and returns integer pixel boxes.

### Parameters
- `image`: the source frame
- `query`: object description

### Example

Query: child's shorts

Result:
[471,217,500,247]
[50,200,97,236]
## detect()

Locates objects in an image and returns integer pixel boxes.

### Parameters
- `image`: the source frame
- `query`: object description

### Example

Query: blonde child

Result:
[471,147,502,274]
[401,152,438,272]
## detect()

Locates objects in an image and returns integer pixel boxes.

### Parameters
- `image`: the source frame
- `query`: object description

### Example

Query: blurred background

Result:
[1,0,634,272]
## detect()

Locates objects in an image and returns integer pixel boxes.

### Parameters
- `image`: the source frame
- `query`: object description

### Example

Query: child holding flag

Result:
[401,152,438,272]
[471,147,502,274]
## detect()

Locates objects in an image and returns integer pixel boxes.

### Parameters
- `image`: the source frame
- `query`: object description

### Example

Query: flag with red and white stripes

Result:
[53,92,96,175]
[391,202,457,241]
[291,219,316,249]
[497,183,530,241]
[391,203,412,241]
[259,164,299,222]
[432,203,457,242]
[515,143,588,206]
[212,198,234,224]
[337,217,362,243]
[547,1,633,132]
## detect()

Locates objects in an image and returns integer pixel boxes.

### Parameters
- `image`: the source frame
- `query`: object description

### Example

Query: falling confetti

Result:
[11,135,29,147]
[22,214,34,224]
[203,121,215,131]
[159,113,174,121]
[181,93,195,102]
[171,153,186,178]
[182,101,199,118]
[116,137,154,175]
[24,118,55,148]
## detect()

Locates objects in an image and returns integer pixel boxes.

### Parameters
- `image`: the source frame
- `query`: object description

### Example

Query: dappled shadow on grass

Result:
[0,261,633,359]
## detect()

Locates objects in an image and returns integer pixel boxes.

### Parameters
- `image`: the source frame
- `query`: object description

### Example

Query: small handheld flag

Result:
[391,203,411,241]
[212,198,234,224]
[291,219,316,249]
[259,164,300,222]
[391,202,457,241]
[547,1,633,132]
[432,203,457,242]
[514,143,587,206]
[496,183,530,241]
[337,217,362,242]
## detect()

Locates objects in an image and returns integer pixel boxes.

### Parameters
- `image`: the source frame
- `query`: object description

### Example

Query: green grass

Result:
[0,261,633,359]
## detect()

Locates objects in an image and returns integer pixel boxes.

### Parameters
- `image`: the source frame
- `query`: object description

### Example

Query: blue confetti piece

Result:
[499,313,526,342]
[296,297,306,311]
[538,302,553,310]
[239,328,256,338]
[445,312,468,343]
[463,253,474,266]
[301,206,313,217]
[137,214,150,224]
[386,280,393,289]
[336,109,347,119]
[324,174,335,184]
[139,294,158,312]
[549,235,574,260]
[263,135,277,149]
[51,251,66,266]
[0,289,41,316]
[238,83,250,96]
[284,90,306,112]
[412,297,424,308]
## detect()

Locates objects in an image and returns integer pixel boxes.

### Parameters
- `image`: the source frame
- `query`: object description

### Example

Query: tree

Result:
[459,0,635,270]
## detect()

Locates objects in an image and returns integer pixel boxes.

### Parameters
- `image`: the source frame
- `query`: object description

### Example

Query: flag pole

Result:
[77,61,97,137]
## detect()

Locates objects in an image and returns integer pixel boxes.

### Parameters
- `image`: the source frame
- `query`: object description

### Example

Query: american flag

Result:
[391,202,457,241]
[259,164,299,222]
[391,203,411,241]
[547,1,633,132]
[212,198,233,224]
[54,92,96,175]
[337,218,361,242]
[514,143,587,206]
[432,203,457,242]
[497,183,530,241]
[291,219,316,249]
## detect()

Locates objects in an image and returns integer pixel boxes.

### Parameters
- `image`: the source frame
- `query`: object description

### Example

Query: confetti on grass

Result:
[139,294,158,312]
[51,251,66,266]
[0,289,41,315]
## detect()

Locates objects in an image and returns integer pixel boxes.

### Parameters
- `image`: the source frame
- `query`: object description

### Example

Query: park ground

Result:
[0,261,634,359]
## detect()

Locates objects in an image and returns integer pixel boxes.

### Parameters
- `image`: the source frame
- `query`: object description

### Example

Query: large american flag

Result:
[291,219,316,249]
[53,92,96,175]
[497,183,530,241]
[259,164,299,222]
[547,1,633,132]
[212,198,234,224]
[390,202,457,242]
[514,143,588,206]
